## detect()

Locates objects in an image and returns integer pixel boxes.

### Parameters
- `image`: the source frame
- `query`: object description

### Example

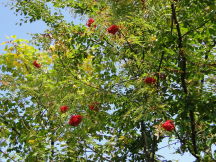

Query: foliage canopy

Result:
[0,0,216,161]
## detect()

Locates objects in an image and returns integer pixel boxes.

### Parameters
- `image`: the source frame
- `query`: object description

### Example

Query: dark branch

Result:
[171,3,200,160]
[156,51,165,89]
[182,19,211,38]
[119,30,137,54]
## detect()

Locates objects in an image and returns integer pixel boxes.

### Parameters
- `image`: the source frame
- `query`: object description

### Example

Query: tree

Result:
[0,0,215,161]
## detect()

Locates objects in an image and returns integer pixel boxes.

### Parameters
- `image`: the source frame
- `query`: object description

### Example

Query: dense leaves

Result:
[0,0,216,161]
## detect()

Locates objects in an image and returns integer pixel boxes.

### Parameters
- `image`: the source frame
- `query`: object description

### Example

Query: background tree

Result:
[0,0,215,161]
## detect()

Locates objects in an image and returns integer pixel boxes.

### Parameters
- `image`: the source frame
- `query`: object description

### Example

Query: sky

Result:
[0,1,199,162]
[0,2,47,48]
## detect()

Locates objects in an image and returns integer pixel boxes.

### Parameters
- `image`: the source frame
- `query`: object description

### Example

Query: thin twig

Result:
[182,19,211,38]
[158,140,180,150]
[0,149,16,162]
[156,51,165,89]
[119,30,136,54]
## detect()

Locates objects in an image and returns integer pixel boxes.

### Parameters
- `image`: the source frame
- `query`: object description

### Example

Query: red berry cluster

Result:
[60,105,69,113]
[59,105,83,126]
[69,115,83,126]
[144,77,156,84]
[162,120,175,131]
[33,60,41,68]
[86,18,95,27]
[88,102,99,111]
[59,102,99,126]
[107,25,119,35]
[86,18,119,35]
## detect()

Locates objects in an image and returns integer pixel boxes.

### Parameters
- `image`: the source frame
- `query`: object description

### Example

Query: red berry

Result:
[88,102,99,111]
[86,18,95,27]
[69,115,83,126]
[33,60,41,68]
[89,104,95,110]
[159,73,166,79]
[107,25,119,35]
[162,120,175,131]
[60,105,69,113]
[144,77,156,84]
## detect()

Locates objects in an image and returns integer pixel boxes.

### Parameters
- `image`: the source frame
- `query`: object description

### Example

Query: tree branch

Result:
[171,3,200,160]
[182,19,211,38]
[140,121,151,161]
[0,117,21,136]
[171,3,187,94]
[158,140,180,150]
[119,30,137,54]
[174,129,198,159]
[156,51,165,89]
[0,149,16,162]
